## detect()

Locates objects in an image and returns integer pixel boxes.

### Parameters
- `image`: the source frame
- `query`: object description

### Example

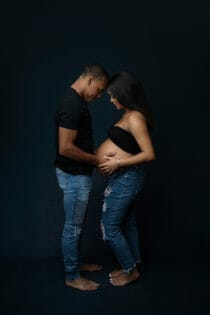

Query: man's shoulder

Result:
[63,88,82,104]
[59,88,83,112]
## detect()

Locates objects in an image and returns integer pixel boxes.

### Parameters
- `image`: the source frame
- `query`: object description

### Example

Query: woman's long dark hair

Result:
[108,72,155,130]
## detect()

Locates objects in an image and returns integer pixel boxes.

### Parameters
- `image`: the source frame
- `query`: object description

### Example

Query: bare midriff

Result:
[96,138,133,161]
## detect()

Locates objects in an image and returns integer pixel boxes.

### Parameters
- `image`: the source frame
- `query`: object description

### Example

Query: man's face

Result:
[84,76,108,103]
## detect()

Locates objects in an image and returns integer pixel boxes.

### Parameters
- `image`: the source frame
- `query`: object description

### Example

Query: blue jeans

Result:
[101,166,145,274]
[55,168,92,281]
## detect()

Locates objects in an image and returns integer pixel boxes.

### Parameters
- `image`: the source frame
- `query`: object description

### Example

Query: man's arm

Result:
[58,127,98,165]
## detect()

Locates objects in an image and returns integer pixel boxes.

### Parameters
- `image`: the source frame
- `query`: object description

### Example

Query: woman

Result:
[96,71,156,286]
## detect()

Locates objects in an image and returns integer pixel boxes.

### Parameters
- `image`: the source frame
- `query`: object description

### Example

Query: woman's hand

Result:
[98,156,120,175]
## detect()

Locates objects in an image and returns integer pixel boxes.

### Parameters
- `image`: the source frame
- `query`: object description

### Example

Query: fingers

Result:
[97,157,117,175]
[96,165,110,176]
[96,156,111,165]
[97,165,112,175]
[98,163,113,173]
[104,151,116,157]
[103,156,112,161]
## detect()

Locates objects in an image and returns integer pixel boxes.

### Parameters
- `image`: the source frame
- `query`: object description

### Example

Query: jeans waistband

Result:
[107,165,144,179]
[116,164,144,173]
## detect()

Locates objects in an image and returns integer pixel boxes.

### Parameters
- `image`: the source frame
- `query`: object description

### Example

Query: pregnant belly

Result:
[96,139,133,160]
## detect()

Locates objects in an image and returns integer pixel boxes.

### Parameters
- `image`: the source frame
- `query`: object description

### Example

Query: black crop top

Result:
[108,125,141,154]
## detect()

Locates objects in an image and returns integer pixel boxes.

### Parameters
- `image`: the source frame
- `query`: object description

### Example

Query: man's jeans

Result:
[101,166,145,274]
[56,168,92,281]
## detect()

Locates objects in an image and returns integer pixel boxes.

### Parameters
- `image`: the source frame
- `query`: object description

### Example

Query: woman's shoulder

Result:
[127,110,146,123]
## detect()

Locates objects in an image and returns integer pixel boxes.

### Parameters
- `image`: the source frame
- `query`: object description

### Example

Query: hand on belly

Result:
[95,139,132,176]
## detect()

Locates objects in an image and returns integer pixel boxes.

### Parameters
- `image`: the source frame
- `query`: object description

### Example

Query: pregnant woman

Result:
[96,71,156,286]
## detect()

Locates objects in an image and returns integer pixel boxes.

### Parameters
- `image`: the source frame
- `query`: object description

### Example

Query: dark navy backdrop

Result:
[1,0,210,266]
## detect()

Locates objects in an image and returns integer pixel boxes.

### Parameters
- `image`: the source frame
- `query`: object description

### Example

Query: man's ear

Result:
[88,76,94,86]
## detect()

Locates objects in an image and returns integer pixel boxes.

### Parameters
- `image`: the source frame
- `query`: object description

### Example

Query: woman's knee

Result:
[100,221,121,241]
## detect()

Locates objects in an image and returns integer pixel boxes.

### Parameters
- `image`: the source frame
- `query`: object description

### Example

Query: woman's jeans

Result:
[55,168,92,281]
[101,166,145,274]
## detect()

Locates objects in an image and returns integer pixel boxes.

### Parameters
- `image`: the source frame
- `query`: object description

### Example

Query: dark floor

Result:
[0,258,209,315]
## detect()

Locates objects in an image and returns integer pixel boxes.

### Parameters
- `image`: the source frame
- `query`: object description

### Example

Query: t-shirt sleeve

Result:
[57,99,82,130]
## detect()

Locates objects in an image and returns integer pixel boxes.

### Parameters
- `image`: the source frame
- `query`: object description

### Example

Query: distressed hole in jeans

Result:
[104,185,112,197]
[102,201,107,212]
[75,225,82,236]
[101,223,106,240]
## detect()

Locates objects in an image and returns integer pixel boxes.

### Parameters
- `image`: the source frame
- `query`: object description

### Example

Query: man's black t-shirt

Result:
[54,88,94,175]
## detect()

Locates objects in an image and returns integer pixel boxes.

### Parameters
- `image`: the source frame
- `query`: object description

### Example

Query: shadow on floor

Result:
[0,258,209,315]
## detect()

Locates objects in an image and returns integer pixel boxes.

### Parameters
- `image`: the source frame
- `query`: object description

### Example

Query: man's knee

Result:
[63,221,83,238]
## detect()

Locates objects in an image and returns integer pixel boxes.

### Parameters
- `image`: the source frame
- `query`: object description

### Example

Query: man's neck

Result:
[71,79,84,98]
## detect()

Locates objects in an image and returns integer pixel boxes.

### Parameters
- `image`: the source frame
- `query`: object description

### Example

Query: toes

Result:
[90,280,100,287]
[109,269,122,278]
[110,278,118,286]
[94,265,102,270]
[87,282,99,291]
[90,264,102,270]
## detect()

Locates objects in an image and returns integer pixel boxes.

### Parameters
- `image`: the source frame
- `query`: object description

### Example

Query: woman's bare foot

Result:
[109,269,123,278]
[110,267,140,286]
[80,264,102,272]
[65,277,99,291]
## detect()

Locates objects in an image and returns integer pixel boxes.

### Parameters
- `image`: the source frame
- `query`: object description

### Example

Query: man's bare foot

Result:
[80,264,102,272]
[65,277,99,291]
[109,269,123,278]
[110,267,140,286]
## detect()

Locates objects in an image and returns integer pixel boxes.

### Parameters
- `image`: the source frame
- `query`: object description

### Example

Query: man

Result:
[55,64,109,291]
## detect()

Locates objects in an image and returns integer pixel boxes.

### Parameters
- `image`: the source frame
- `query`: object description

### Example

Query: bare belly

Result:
[96,139,133,161]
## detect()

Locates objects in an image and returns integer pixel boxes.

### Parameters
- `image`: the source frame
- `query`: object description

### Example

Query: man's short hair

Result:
[81,64,109,80]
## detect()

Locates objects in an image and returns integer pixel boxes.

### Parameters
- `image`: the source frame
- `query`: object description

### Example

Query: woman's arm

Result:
[120,112,156,166]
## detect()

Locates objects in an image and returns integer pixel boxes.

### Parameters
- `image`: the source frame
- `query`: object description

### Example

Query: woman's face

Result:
[108,91,124,110]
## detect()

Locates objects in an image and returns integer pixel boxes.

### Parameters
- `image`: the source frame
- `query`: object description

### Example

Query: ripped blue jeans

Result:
[101,166,145,274]
[55,168,92,281]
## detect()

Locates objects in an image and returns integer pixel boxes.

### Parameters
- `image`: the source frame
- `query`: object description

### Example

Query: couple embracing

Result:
[55,64,155,291]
